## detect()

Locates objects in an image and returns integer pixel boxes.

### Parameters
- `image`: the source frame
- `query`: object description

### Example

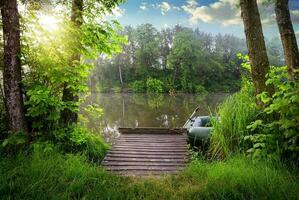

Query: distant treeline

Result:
[89,24,284,93]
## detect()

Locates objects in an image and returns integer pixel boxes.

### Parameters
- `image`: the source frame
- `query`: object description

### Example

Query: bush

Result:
[54,125,109,162]
[129,80,146,93]
[195,84,207,94]
[246,66,299,163]
[209,82,258,159]
[111,86,122,93]
[146,78,164,93]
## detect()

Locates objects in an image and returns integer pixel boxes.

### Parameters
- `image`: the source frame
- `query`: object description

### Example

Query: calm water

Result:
[82,93,229,143]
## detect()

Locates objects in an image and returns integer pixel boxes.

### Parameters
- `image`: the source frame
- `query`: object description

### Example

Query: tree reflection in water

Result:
[81,93,229,144]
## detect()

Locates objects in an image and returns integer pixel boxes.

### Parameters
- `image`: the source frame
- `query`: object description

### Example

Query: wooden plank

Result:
[119,127,187,134]
[112,143,186,147]
[112,145,187,149]
[102,131,189,176]
[103,157,187,163]
[105,154,189,159]
[111,148,187,152]
[102,161,186,166]
[112,146,188,151]
[120,134,186,138]
[116,139,187,142]
[108,151,188,156]
[107,166,184,171]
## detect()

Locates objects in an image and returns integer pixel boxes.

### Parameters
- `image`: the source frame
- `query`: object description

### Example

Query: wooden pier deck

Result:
[102,128,189,176]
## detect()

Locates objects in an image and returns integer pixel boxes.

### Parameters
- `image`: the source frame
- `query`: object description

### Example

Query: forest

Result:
[91,24,284,93]
[0,0,298,200]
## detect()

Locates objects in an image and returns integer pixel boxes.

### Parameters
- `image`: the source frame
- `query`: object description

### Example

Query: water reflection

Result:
[81,93,229,143]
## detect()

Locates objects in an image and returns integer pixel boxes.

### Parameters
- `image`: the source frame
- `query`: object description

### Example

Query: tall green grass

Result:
[209,87,258,159]
[0,150,298,200]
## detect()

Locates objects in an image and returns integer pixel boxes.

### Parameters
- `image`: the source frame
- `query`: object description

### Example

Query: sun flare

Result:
[38,14,59,31]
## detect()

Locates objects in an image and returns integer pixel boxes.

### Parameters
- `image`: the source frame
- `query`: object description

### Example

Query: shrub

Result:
[129,80,146,93]
[209,82,258,159]
[246,66,299,163]
[111,86,122,93]
[54,125,109,162]
[146,78,164,93]
[195,84,207,95]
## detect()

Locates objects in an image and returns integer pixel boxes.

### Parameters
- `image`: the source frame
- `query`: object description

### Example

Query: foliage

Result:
[129,80,146,93]
[195,84,207,94]
[0,151,298,200]
[53,125,109,162]
[245,66,299,163]
[19,1,124,133]
[92,25,250,93]
[146,78,164,93]
[209,82,258,159]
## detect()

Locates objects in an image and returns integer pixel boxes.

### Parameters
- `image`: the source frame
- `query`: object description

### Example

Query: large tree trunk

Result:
[1,0,28,133]
[60,0,83,125]
[275,0,299,81]
[240,0,274,105]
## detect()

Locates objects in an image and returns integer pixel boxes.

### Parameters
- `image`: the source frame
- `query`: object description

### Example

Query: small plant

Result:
[54,125,109,162]
[129,80,146,93]
[146,78,164,93]
[195,84,207,95]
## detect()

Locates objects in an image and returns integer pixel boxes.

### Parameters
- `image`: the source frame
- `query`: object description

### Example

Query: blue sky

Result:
[114,0,299,39]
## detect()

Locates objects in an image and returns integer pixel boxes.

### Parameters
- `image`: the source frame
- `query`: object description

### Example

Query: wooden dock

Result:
[102,128,189,176]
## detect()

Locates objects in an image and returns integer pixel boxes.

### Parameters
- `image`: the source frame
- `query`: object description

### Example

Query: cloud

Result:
[296,31,299,37]
[140,2,148,11]
[158,2,171,15]
[291,10,299,23]
[182,0,241,26]
[139,1,180,15]
[182,0,299,26]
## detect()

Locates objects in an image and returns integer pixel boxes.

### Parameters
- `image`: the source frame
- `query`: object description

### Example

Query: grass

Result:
[209,87,258,159]
[0,150,298,200]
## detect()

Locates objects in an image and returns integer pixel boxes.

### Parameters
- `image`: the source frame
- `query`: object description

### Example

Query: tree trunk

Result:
[240,0,275,105]
[117,56,123,86]
[275,0,299,81]
[1,0,28,133]
[60,0,83,125]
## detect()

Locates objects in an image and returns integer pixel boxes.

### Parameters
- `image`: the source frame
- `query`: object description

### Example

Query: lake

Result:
[81,93,229,143]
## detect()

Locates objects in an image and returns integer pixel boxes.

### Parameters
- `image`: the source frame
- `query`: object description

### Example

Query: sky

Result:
[112,0,299,39]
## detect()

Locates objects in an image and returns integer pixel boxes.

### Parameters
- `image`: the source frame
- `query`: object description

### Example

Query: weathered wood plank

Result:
[108,151,188,156]
[120,134,186,138]
[111,148,187,153]
[119,127,187,134]
[102,129,189,176]
[105,153,189,159]
[107,166,185,171]
[116,139,187,142]
[103,157,188,163]
[112,147,188,151]
[113,143,186,147]
[102,161,186,166]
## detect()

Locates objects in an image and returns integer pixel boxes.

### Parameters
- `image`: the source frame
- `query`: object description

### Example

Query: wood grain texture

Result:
[102,129,189,176]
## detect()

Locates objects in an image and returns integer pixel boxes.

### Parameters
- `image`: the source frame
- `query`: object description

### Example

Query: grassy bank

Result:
[0,150,298,200]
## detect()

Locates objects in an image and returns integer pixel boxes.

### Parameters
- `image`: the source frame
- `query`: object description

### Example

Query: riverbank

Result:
[1,149,298,200]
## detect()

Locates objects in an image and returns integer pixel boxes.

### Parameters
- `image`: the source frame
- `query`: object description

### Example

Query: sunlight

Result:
[38,14,59,31]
